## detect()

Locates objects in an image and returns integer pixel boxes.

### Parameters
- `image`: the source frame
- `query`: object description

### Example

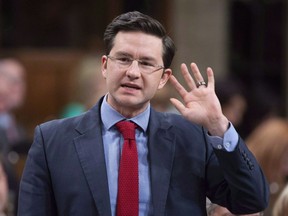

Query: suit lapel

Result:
[74,100,112,216]
[72,102,176,216]
[148,110,175,216]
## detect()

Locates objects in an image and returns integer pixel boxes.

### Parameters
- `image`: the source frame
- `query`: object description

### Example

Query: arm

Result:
[18,126,57,216]
[169,63,269,214]
[205,135,269,214]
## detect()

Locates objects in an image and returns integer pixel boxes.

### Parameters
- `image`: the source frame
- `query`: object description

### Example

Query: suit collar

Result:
[74,97,112,216]
[75,97,104,134]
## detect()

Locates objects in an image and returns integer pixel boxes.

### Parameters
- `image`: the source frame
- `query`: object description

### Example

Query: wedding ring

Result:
[196,81,206,88]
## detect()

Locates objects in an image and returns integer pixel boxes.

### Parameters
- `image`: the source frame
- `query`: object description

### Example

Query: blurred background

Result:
[0,0,287,215]
[1,0,287,139]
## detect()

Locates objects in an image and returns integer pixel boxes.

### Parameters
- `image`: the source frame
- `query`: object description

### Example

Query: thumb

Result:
[170,98,186,114]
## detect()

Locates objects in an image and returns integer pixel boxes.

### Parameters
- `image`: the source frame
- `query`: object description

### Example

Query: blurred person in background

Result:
[0,57,27,152]
[215,77,247,129]
[151,81,178,113]
[240,83,281,139]
[0,57,28,216]
[60,55,107,118]
[246,118,288,215]
[272,183,288,216]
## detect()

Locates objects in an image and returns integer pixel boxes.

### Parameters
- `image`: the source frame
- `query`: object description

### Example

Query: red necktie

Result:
[116,121,139,216]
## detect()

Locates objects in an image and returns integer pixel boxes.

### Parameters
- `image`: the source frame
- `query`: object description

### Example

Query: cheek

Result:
[104,75,114,88]
[105,72,122,91]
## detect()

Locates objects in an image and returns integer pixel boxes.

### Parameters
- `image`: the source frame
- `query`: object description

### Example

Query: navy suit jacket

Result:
[18,98,269,216]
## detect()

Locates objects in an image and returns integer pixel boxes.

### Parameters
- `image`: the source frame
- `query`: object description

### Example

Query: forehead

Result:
[0,60,25,85]
[0,60,25,78]
[111,31,163,58]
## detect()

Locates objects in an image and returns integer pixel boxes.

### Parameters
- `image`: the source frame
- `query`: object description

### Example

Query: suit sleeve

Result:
[205,136,269,214]
[18,126,57,216]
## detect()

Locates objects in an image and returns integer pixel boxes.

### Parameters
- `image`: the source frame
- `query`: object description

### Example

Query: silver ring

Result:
[196,81,206,88]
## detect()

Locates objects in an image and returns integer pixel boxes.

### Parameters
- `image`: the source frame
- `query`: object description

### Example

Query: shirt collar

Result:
[100,94,150,132]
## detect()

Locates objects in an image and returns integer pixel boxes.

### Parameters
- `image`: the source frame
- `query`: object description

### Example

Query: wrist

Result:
[206,115,229,137]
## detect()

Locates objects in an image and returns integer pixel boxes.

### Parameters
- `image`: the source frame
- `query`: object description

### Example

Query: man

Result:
[215,78,247,128]
[18,11,269,216]
[0,57,27,216]
[0,57,27,152]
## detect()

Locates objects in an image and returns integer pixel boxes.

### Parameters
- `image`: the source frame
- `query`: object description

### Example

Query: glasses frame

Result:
[106,55,165,74]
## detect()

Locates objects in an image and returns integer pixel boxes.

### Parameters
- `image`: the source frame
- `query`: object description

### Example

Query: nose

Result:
[126,60,141,78]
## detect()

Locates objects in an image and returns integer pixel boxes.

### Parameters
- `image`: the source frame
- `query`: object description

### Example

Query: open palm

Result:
[169,63,228,137]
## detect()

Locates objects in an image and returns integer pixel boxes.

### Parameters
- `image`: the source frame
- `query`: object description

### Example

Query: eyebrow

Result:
[114,51,131,57]
[114,51,158,62]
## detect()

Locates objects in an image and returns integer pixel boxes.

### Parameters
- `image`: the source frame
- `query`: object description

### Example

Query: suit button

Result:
[217,144,223,149]
[224,142,231,149]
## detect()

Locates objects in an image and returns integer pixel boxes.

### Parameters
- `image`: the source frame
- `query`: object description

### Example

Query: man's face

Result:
[102,31,171,117]
[0,60,26,113]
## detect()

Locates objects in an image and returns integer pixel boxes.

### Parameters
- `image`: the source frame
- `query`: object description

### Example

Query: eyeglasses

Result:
[106,55,165,74]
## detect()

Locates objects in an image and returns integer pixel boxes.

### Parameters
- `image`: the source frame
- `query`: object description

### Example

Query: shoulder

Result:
[39,112,86,132]
[39,98,103,134]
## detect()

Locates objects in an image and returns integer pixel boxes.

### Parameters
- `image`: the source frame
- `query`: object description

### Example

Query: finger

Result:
[180,63,196,90]
[169,75,188,98]
[170,98,186,114]
[191,63,205,83]
[206,67,215,89]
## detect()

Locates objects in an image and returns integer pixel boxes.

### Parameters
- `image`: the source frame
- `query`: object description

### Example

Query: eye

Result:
[139,60,154,67]
[117,57,132,64]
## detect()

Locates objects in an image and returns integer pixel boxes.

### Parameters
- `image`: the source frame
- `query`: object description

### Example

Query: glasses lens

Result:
[108,55,163,74]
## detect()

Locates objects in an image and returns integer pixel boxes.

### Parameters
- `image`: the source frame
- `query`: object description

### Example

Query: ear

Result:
[101,55,108,78]
[158,69,172,90]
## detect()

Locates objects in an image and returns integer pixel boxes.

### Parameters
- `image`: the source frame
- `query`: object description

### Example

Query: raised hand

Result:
[169,63,228,137]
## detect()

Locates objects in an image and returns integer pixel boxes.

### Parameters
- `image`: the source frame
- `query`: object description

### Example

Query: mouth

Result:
[121,83,141,90]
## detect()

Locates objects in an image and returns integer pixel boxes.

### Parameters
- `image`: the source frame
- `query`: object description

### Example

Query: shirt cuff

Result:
[207,122,239,152]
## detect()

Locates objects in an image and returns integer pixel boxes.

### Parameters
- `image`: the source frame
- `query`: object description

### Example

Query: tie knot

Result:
[116,121,137,140]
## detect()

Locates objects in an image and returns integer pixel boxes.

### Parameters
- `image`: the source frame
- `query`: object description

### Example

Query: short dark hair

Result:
[103,11,175,68]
